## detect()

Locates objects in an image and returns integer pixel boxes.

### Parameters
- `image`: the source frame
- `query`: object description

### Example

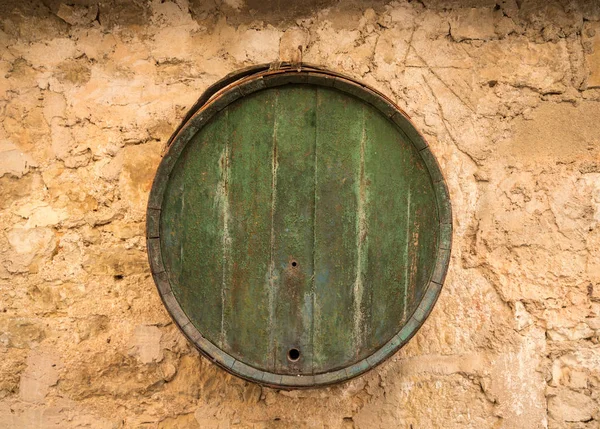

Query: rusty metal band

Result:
[147,64,453,388]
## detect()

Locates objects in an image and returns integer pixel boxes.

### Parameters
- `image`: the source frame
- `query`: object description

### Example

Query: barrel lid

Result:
[147,64,452,388]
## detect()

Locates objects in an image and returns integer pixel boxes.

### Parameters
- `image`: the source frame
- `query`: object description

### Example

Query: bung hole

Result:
[288,348,300,362]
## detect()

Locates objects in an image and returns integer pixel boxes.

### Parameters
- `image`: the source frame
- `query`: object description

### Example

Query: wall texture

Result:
[1,0,600,427]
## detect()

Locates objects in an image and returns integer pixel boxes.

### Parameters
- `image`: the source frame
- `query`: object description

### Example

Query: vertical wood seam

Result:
[310,86,319,375]
[220,109,231,348]
[179,183,185,288]
[267,90,279,370]
[353,105,368,353]
[402,189,412,322]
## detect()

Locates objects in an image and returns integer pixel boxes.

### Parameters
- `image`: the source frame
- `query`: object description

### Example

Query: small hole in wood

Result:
[288,348,300,361]
[291,261,297,267]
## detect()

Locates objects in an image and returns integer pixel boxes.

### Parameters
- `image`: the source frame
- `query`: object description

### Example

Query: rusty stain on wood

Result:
[147,64,452,388]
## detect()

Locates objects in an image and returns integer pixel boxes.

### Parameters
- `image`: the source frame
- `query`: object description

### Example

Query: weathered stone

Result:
[372,26,414,81]
[119,142,162,221]
[102,220,144,240]
[130,325,163,364]
[0,141,35,179]
[56,3,98,26]
[73,28,117,62]
[0,174,39,210]
[0,349,27,399]
[474,37,569,93]
[19,349,62,403]
[499,101,600,164]
[566,370,588,389]
[82,246,147,276]
[5,227,56,274]
[0,400,118,429]
[548,389,596,422]
[519,2,583,38]
[449,8,497,42]
[14,38,79,69]
[161,361,177,382]
[158,413,201,429]
[97,0,150,29]
[230,28,281,64]
[279,28,310,63]
[547,323,595,342]
[58,351,166,400]
[583,21,600,88]
[76,315,109,342]
[0,318,46,349]
[55,60,92,86]
[14,202,67,228]
[162,355,203,399]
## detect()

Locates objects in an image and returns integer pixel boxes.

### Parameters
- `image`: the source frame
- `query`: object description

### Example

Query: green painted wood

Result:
[270,86,317,374]
[411,165,440,315]
[161,118,226,343]
[151,69,451,387]
[225,92,274,368]
[362,103,409,352]
[363,108,438,352]
[312,87,362,372]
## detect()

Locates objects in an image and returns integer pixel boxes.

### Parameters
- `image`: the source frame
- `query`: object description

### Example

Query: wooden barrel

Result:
[147,64,452,388]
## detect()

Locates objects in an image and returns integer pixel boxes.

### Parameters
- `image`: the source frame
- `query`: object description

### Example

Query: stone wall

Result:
[1,0,600,427]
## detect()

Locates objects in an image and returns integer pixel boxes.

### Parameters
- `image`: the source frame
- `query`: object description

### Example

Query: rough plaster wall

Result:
[1,0,600,427]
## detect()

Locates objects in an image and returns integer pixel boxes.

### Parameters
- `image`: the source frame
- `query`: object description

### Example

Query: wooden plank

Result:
[362,104,410,353]
[411,166,439,313]
[353,103,370,358]
[160,117,226,344]
[225,90,275,368]
[269,85,317,374]
[312,87,363,373]
[362,105,438,353]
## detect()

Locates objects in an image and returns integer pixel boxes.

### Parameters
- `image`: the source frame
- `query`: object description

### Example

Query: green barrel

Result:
[146,64,452,388]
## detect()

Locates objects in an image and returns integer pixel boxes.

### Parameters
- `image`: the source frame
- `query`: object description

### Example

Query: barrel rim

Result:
[146,64,453,389]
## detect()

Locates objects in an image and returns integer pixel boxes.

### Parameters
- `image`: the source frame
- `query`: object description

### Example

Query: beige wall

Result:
[1,0,600,427]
